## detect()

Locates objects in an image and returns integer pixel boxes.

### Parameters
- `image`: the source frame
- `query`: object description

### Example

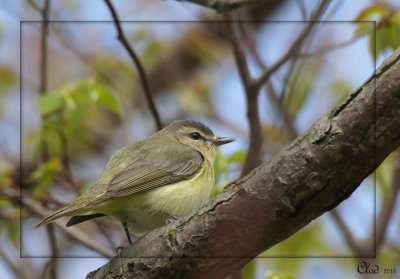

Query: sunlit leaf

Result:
[0,67,16,91]
[260,221,326,272]
[227,150,245,163]
[355,5,400,59]
[283,59,322,116]
[38,94,64,115]
[30,158,61,198]
[8,223,19,247]
[265,271,296,279]
[375,152,396,199]
[95,85,123,116]
[212,150,244,197]
[355,4,387,21]
[329,79,352,106]
[143,40,163,65]
[243,260,256,279]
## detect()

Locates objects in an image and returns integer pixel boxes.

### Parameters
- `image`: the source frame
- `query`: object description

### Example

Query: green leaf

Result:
[329,80,352,106]
[96,85,123,116]
[31,158,61,198]
[260,221,326,272]
[143,40,163,64]
[243,260,256,279]
[0,67,16,91]
[283,60,322,116]
[265,271,296,279]
[227,150,245,164]
[355,4,387,21]
[375,153,396,199]
[38,94,64,115]
[8,223,19,247]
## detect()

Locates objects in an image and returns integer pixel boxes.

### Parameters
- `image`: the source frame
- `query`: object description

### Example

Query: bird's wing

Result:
[90,143,204,204]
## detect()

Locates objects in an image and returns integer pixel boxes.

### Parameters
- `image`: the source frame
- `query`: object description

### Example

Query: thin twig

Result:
[26,0,42,13]
[0,248,31,279]
[37,0,51,162]
[58,120,75,188]
[230,21,254,87]
[39,0,50,96]
[297,32,369,59]
[228,18,263,176]
[297,0,308,20]
[22,193,115,257]
[330,209,363,256]
[253,0,330,91]
[103,0,162,130]
[44,225,57,279]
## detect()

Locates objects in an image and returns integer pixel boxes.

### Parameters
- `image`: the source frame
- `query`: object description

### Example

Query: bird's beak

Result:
[212,137,235,146]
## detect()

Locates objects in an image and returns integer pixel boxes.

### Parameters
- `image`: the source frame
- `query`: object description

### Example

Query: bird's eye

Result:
[190,132,201,140]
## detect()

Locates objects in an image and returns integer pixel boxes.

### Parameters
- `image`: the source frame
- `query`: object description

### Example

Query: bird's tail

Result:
[35,206,81,228]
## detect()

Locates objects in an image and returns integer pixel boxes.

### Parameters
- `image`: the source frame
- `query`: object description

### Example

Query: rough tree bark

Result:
[86,49,400,279]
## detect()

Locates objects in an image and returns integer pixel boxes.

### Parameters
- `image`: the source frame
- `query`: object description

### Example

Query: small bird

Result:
[36,120,234,241]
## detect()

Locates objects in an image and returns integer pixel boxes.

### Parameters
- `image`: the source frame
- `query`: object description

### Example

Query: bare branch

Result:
[0,248,33,279]
[230,21,254,87]
[36,0,51,161]
[297,32,369,59]
[253,0,330,91]
[44,225,57,279]
[103,0,162,130]
[330,209,364,255]
[26,0,42,13]
[39,0,50,97]
[229,19,263,176]
[21,193,115,257]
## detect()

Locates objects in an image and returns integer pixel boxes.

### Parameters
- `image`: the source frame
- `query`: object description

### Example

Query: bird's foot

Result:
[165,215,180,225]
[116,246,124,257]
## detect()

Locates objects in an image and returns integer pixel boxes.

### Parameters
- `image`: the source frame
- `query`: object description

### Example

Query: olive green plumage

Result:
[36,120,234,234]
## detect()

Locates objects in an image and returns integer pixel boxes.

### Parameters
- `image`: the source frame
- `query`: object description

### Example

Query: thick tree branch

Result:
[87,49,400,279]
[103,0,162,130]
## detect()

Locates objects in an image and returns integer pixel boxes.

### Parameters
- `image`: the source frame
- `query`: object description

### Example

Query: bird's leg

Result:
[116,246,124,258]
[122,221,132,244]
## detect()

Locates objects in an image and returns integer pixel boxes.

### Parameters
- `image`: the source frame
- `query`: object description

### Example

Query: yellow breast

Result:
[95,160,214,234]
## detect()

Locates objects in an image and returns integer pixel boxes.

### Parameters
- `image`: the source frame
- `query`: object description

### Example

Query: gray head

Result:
[160,120,235,162]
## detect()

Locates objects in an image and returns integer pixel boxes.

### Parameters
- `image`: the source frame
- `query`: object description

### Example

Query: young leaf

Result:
[38,94,64,115]
[96,85,123,116]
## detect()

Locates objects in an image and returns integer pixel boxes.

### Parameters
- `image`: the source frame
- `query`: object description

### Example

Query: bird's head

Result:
[162,120,235,162]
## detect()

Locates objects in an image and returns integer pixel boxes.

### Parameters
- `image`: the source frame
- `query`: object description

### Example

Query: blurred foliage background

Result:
[1,0,400,278]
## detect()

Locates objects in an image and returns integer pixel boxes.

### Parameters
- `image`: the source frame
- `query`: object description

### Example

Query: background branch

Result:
[229,20,263,176]
[103,0,162,130]
[253,0,330,91]
[20,192,115,258]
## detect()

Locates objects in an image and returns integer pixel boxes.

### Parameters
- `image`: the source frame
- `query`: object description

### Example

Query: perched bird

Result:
[36,120,234,241]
